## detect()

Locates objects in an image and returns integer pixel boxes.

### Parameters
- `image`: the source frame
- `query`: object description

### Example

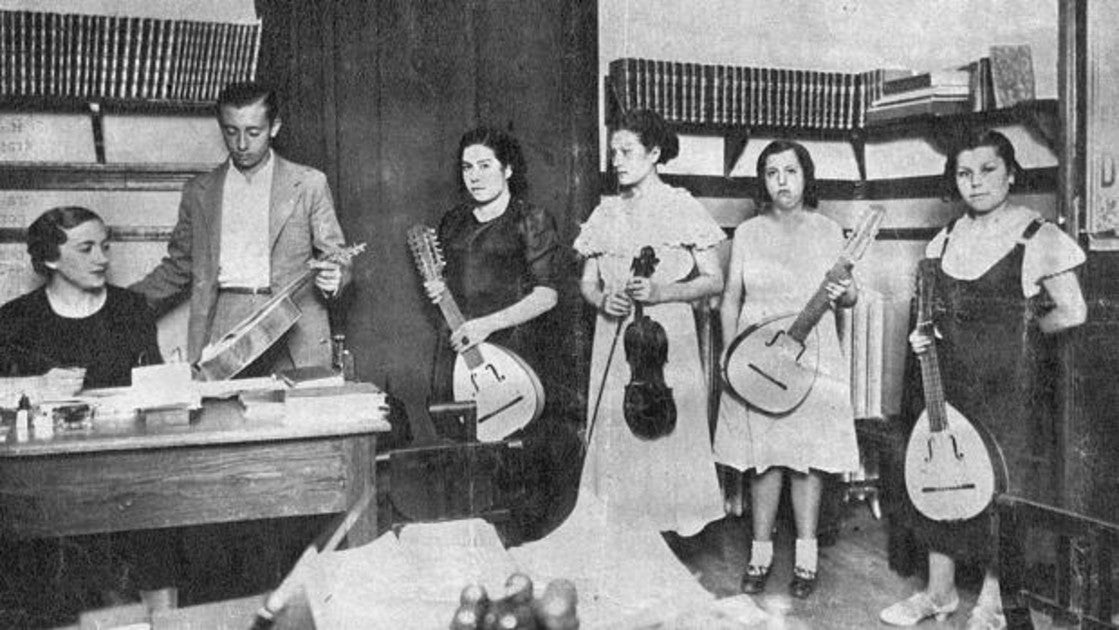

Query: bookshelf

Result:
[605,59,1059,187]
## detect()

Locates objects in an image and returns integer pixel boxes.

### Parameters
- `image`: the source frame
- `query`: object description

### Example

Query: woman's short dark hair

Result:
[216,81,280,123]
[457,126,529,197]
[942,129,1024,201]
[27,206,104,276]
[609,109,679,164]
[755,140,819,209]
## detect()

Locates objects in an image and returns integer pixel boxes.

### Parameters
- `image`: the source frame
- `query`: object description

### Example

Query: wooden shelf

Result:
[863,99,1060,153]
[0,162,213,191]
[0,95,215,116]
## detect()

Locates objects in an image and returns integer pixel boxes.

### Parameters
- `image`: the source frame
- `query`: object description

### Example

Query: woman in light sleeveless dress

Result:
[714,140,860,599]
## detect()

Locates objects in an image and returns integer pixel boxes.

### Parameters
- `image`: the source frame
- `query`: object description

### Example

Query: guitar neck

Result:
[917,339,949,433]
[435,290,484,369]
[786,258,851,343]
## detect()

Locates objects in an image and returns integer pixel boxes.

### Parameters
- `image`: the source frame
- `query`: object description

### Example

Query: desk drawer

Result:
[0,437,367,538]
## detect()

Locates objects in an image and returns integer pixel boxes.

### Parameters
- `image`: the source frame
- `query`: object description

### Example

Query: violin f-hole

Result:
[764,330,785,347]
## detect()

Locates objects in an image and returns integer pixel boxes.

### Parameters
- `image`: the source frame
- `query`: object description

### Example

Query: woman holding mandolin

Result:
[574,108,725,536]
[880,130,1086,628]
[424,126,560,438]
[714,140,860,600]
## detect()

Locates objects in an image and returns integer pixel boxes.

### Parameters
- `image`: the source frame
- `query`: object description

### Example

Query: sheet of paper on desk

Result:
[130,363,201,411]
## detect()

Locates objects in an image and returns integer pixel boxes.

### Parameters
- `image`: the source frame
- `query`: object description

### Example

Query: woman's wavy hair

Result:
[609,109,680,164]
[754,140,818,210]
[27,206,104,276]
[942,129,1024,201]
[457,126,528,197]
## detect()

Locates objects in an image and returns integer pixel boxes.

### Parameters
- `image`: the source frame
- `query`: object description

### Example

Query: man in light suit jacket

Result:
[132,81,351,377]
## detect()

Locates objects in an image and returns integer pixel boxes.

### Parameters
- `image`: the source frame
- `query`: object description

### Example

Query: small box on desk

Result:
[283,382,387,424]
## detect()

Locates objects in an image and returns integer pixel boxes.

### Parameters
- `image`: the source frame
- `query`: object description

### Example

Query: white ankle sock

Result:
[795,538,818,573]
[750,540,773,568]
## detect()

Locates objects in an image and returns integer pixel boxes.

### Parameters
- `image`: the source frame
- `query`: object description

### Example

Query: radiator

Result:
[839,289,910,419]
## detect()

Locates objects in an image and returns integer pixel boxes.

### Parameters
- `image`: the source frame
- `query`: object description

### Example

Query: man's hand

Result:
[310,259,343,297]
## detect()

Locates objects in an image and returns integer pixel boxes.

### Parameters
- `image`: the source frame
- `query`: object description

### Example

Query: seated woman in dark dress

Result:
[0,206,162,387]
[0,207,171,622]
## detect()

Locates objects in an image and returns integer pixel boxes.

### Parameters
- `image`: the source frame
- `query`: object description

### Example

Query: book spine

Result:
[219,22,236,94]
[36,11,44,96]
[248,20,261,80]
[129,17,142,99]
[667,61,677,122]
[101,15,114,99]
[0,11,7,96]
[171,20,188,99]
[157,19,173,99]
[75,14,86,97]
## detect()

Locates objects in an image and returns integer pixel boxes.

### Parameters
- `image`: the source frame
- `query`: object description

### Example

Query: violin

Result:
[195,244,366,380]
[621,246,677,440]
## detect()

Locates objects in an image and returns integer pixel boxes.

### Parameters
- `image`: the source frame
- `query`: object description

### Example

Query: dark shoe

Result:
[740,564,771,594]
[789,566,817,599]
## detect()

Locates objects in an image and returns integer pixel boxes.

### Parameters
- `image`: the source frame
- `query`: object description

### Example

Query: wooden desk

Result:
[0,392,390,546]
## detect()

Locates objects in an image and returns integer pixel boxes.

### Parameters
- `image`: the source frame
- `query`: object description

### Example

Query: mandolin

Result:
[722,204,885,415]
[407,225,545,442]
[904,258,1008,521]
[195,244,366,381]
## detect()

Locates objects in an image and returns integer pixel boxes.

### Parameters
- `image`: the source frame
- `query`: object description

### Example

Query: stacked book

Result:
[866,69,971,123]
[0,8,261,102]
[608,58,896,131]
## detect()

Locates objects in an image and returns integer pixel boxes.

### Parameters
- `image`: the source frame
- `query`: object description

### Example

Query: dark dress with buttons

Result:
[899,218,1061,564]
[429,197,559,417]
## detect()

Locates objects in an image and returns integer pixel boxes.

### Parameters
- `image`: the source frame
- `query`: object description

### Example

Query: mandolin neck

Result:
[786,258,851,344]
[435,289,484,370]
[917,331,949,433]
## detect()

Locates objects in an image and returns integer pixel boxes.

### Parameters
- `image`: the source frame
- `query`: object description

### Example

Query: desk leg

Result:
[343,435,377,547]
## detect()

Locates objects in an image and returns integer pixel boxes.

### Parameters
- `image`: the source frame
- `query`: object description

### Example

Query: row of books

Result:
[0,9,261,102]
[866,45,1036,123]
[608,58,887,130]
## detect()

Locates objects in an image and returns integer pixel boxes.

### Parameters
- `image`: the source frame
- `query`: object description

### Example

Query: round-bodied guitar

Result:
[904,258,1008,521]
[722,204,885,415]
[407,224,545,442]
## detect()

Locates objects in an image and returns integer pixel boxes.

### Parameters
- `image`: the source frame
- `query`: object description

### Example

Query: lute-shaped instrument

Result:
[904,258,1008,521]
[722,204,885,415]
[407,225,544,442]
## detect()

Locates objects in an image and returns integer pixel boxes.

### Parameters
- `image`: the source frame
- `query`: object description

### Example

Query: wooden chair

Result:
[995,494,1119,629]
[376,401,526,531]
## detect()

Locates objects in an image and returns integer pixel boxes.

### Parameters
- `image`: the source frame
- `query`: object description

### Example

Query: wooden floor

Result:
[666,499,1075,629]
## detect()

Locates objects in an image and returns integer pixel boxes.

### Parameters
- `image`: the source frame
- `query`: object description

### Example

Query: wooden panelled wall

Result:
[251,0,599,427]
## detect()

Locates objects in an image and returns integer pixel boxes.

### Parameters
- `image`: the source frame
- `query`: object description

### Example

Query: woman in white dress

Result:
[574,109,726,536]
[714,140,861,599]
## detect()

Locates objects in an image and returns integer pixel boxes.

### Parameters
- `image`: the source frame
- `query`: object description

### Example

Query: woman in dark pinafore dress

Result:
[880,130,1087,629]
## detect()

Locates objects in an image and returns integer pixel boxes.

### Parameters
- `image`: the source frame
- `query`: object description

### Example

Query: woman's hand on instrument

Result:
[824,276,852,303]
[424,279,447,304]
[908,327,937,355]
[625,277,661,304]
[450,320,492,352]
[600,289,633,318]
[310,259,343,297]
